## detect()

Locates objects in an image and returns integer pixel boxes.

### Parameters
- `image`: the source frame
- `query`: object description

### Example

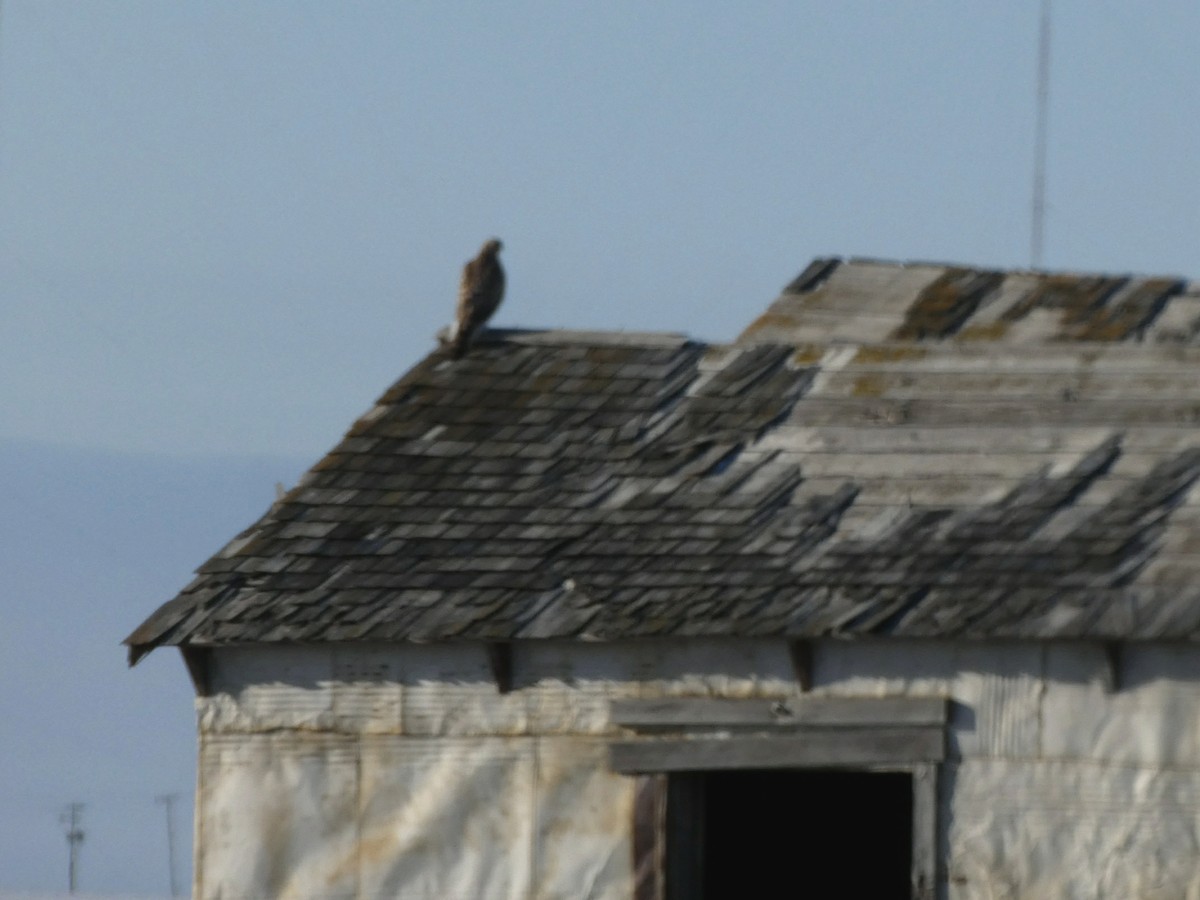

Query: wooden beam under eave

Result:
[610,696,948,730]
[611,728,946,773]
[180,647,213,697]
[485,642,514,694]
[1102,641,1122,693]
[787,640,813,692]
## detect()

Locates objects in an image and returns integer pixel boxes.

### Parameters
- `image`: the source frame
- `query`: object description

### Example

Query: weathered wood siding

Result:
[194,639,1200,899]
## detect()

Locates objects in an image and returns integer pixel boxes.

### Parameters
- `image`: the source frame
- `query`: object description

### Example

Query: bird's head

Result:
[482,238,503,256]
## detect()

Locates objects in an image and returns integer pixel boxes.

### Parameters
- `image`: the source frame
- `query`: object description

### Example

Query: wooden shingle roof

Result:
[125,259,1200,663]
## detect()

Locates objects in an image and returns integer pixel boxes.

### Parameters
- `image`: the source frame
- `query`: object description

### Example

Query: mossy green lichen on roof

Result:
[741,258,1193,345]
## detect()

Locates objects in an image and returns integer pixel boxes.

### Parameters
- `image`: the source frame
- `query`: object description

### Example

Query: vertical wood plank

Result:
[911,763,938,900]
[665,773,705,900]
[633,774,666,900]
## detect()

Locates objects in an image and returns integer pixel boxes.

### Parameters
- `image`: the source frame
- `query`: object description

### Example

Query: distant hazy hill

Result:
[0,438,305,895]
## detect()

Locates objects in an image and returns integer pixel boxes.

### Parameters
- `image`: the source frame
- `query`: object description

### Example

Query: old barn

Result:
[127,258,1200,898]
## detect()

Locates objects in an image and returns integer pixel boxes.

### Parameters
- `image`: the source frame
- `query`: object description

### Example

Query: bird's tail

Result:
[441,320,468,358]
[449,330,470,358]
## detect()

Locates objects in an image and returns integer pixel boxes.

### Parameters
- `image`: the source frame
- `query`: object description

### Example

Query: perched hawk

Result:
[450,238,505,358]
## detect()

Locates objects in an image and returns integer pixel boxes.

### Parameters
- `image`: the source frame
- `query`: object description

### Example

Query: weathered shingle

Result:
[740,258,1192,345]
[125,262,1200,662]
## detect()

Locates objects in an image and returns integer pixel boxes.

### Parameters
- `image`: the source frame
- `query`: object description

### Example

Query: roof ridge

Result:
[436,326,694,349]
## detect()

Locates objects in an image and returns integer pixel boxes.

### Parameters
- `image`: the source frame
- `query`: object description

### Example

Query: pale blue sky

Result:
[1,1,1197,894]
[3,2,1196,462]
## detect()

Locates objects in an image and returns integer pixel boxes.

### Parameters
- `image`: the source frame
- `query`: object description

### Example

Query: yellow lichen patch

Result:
[851,345,928,364]
[584,345,635,363]
[790,345,825,365]
[851,374,888,397]
[1065,277,1183,341]
[1004,274,1124,326]
[955,321,1011,342]
[891,268,1003,340]
[1068,321,1131,342]
[701,345,737,364]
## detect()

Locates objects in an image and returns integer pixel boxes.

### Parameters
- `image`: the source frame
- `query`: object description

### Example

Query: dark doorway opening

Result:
[667,769,913,898]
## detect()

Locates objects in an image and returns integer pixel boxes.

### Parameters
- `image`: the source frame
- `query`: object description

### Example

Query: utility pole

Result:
[1031,0,1052,268]
[156,793,182,897]
[60,803,85,894]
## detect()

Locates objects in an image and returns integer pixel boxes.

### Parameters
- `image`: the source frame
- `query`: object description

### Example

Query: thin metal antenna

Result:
[1031,0,1052,268]
[60,803,85,894]
[156,793,182,897]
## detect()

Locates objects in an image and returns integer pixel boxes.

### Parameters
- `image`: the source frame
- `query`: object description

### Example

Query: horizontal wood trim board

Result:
[611,696,948,730]
[782,399,1200,427]
[610,728,945,773]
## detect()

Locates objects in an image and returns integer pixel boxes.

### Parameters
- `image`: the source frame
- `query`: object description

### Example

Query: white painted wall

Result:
[192,639,1200,899]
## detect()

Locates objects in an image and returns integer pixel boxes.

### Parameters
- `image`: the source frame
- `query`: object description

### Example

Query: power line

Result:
[156,793,182,898]
[59,802,85,894]
[1031,0,1052,269]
